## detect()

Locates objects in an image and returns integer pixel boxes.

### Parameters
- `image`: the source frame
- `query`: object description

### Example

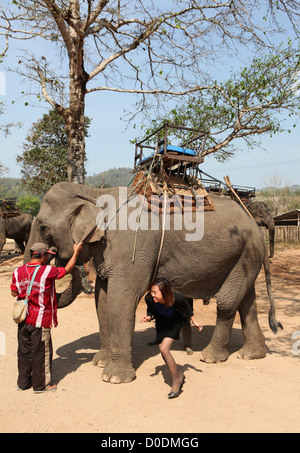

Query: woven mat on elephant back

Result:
[130,171,215,213]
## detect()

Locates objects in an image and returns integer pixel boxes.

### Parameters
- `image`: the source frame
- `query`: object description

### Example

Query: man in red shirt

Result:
[11,241,82,393]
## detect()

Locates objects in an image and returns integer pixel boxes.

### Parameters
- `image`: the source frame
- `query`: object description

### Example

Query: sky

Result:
[1,73,298,191]
[0,6,300,191]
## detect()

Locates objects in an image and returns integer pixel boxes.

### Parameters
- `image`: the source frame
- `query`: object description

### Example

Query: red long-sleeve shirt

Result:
[11,263,66,328]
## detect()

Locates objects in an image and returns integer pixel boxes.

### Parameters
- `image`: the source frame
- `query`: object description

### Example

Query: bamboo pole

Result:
[223,175,254,220]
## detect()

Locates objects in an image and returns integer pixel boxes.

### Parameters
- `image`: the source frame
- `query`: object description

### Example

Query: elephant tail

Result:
[263,252,283,334]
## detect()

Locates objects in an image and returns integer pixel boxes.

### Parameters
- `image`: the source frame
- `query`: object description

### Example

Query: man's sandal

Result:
[34,384,57,394]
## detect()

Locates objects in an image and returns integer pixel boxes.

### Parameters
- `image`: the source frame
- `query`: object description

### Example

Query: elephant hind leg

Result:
[200,285,266,363]
[238,285,266,360]
[200,305,236,363]
[200,252,265,363]
[200,263,247,363]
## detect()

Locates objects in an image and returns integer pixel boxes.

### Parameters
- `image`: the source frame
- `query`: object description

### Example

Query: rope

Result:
[131,155,161,263]
[151,188,168,282]
[104,163,155,234]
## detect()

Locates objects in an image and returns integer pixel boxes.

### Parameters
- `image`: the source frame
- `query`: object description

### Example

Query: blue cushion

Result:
[139,144,197,165]
[161,144,197,156]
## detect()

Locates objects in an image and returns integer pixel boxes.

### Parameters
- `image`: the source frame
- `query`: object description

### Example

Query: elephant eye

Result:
[40,224,51,239]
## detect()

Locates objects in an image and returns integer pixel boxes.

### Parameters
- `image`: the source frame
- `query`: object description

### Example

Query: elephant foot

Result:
[92,349,110,368]
[200,344,229,363]
[102,361,136,384]
[237,343,266,360]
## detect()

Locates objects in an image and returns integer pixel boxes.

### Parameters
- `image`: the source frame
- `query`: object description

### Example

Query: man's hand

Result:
[65,242,83,274]
[73,242,83,256]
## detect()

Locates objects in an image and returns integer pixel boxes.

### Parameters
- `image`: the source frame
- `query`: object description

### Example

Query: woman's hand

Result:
[140,315,152,323]
[191,316,203,332]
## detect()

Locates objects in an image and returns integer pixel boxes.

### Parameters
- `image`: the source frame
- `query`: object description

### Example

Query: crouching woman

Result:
[141,278,203,399]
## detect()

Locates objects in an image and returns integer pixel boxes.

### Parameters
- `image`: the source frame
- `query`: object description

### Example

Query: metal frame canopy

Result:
[134,123,208,173]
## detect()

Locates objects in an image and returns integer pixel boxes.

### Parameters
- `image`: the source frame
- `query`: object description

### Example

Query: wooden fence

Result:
[260,226,300,243]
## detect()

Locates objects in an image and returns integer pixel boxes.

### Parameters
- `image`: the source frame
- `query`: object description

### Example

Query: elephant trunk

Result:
[268,221,275,258]
[23,242,31,265]
[263,251,283,334]
[57,266,83,308]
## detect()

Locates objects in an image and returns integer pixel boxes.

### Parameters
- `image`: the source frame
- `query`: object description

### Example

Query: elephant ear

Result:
[71,197,104,244]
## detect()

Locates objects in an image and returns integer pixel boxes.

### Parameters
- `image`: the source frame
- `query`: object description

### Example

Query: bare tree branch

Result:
[1,0,299,181]
[86,84,209,95]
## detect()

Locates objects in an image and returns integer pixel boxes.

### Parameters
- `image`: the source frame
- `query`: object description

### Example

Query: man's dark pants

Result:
[17,322,53,391]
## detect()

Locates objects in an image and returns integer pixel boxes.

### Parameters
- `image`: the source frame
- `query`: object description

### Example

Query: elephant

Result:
[24,182,282,384]
[0,212,33,254]
[243,200,275,258]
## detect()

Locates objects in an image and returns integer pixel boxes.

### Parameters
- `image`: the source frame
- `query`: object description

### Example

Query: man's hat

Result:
[30,243,56,255]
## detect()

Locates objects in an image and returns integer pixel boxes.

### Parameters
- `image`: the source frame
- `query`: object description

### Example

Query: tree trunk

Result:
[65,98,86,184]
[65,22,88,184]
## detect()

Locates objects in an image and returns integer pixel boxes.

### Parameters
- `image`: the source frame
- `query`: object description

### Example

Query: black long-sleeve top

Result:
[145,292,194,325]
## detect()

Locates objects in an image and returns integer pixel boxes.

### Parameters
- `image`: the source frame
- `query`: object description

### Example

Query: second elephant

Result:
[0,212,33,254]
[245,200,275,258]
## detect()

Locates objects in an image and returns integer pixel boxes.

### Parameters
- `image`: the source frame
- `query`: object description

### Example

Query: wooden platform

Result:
[130,170,215,213]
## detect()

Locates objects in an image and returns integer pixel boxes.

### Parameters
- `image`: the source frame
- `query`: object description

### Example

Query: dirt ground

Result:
[0,239,299,434]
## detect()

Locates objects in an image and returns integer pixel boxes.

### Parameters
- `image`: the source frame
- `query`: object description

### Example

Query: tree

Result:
[0,76,21,173]
[1,1,300,182]
[17,195,41,217]
[0,100,22,138]
[141,46,300,161]
[0,161,8,176]
[16,109,90,194]
[0,102,8,174]
[1,49,22,139]
[258,176,300,215]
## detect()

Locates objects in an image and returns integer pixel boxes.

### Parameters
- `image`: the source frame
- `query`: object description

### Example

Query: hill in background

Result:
[0,169,299,216]
[0,177,33,199]
[0,167,133,200]
[290,184,300,192]
[85,167,133,188]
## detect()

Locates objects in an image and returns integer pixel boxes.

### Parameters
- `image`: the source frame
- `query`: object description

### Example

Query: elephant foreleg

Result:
[92,276,111,369]
[15,240,25,254]
[100,279,139,384]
